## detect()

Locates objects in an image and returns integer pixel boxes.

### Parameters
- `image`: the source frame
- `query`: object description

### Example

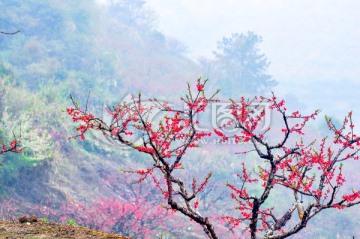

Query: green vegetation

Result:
[66,219,78,227]
[1,0,358,238]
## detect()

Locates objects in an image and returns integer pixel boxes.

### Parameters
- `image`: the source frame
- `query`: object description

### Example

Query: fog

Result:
[147,0,360,120]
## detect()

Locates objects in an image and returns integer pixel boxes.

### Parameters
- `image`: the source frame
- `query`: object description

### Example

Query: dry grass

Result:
[0,219,131,239]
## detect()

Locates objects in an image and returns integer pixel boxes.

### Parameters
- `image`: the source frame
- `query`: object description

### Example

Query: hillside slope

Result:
[0,219,130,239]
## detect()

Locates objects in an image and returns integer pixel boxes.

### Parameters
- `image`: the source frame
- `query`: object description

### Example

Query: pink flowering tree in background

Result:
[31,195,176,238]
[0,133,21,156]
[67,79,360,239]
[0,172,181,239]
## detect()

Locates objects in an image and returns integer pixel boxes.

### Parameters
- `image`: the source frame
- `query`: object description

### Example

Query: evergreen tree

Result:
[212,32,277,96]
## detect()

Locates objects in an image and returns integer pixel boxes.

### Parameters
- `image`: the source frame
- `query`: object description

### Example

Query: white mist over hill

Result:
[146,0,360,123]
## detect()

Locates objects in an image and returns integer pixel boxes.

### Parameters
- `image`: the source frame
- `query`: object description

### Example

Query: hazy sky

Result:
[145,0,360,119]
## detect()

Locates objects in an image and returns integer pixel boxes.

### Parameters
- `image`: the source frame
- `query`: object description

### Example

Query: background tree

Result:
[208,32,277,97]
[0,133,20,156]
[0,25,20,154]
[0,30,20,35]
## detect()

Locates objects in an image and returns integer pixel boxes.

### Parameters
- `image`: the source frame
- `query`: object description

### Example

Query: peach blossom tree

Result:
[67,79,360,239]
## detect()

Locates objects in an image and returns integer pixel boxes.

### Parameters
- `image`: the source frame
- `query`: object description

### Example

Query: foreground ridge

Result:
[0,219,130,239]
